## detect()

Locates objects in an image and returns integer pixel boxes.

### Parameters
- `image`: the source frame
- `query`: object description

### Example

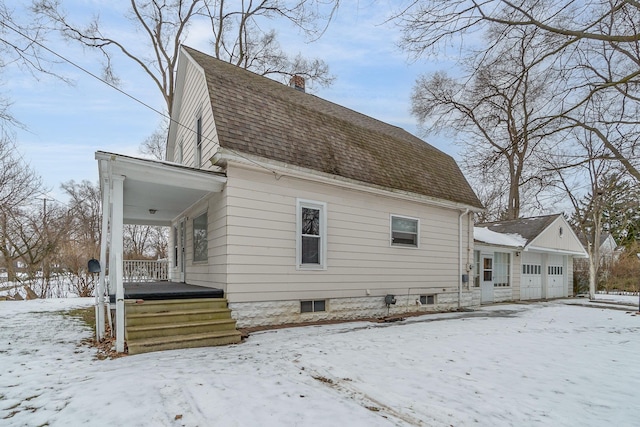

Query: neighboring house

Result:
[474,214,587,304]
[96,45,483,352]
[573,233,621,290]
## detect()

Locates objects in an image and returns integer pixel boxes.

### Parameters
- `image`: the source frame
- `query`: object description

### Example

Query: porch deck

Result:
[109,282,224,302]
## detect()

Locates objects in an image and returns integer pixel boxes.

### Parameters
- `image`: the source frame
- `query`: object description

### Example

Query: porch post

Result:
[110,175,126,353]
[96,176,111,341]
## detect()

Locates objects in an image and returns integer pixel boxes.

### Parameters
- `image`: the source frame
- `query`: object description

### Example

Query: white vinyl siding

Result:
[174,191,227,290]
[223,165,471,303]
[171,58,220,169]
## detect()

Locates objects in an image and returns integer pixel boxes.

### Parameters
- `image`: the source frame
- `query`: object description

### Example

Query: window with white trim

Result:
[296,199,327,269]
[473,250,481,287]
[195,116,203,167]
[391,215,419,247]
[193,212,208,262]
[493,252,510,287]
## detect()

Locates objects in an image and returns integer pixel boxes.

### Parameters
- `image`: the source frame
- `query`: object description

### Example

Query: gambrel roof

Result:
[181,46,483,209]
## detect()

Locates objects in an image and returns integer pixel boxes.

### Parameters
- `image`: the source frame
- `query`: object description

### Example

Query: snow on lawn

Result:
[1,299,639,426]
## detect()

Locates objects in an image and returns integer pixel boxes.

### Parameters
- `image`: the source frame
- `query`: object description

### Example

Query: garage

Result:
[521,252,542,300]
[546,254,566,298]
[475,214,587,303]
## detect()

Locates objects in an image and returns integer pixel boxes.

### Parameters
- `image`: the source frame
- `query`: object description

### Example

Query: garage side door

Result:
[547,254,566,298]
[521,252,542,300]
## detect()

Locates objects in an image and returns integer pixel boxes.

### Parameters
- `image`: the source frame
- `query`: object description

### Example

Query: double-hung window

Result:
[391,215,419,247]
[195,116,203,167]
[193,212,208,262]
[296,199,327,269]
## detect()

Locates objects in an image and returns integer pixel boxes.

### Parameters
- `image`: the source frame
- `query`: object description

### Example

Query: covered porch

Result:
[95,151,228,352]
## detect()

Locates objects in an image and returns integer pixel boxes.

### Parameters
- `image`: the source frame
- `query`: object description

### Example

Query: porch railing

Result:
[123,259,169,282]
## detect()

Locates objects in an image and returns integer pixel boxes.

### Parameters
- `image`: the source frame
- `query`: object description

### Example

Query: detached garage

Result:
[474,214,587,304]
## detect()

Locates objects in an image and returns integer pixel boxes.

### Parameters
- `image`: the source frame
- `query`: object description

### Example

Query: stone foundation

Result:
[230,291,476,328]
[494,287,513,303]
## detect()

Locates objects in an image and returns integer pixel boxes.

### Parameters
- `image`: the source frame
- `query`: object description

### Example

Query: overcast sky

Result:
[4,1,457,204]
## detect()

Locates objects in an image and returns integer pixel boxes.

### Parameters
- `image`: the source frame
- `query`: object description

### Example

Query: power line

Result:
[0,19,280,177]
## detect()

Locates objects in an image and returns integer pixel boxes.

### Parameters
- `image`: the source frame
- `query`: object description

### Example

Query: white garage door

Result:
[546,254,566,298]
[521,253,542,300]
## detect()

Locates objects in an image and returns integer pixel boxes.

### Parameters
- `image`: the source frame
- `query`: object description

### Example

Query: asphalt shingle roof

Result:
[476,214,562,246]
[184,46,483,209]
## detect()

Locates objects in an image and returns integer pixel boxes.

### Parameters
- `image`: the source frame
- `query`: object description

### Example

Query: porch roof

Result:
[96,151,227,226]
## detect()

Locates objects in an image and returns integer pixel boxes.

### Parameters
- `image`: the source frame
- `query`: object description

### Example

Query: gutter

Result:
[213,148,484,213]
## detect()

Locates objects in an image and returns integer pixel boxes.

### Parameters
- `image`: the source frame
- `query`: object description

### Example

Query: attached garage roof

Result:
[476,214,560,246]
[475,214,587,257]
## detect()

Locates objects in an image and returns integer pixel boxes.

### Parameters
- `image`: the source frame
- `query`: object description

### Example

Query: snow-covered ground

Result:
[1,297,639,426]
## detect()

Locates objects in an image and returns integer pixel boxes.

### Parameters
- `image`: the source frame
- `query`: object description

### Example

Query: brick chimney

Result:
[289,75,305,92]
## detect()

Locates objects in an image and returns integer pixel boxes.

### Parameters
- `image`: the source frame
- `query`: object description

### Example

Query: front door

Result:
[481,255,494,304]
[179,219,186,282]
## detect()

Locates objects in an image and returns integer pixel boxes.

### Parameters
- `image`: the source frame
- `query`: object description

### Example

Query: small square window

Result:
[391,215,419,247]
[300,300,313,313]
[420,295,435,305]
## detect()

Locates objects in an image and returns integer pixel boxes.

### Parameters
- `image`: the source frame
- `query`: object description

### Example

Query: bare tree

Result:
[58,180,102,296]
[549,128,619,299]
[396,0,640,182]
[411,24,560,219]
[0,135,46,280]
[35,0,337,117]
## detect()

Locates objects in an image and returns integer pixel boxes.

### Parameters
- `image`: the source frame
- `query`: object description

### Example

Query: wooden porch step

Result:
[123,297,242,355]
[124,298,229,314]
[126,319,238,340]
[127,330,242,355]
[126,308,233,326]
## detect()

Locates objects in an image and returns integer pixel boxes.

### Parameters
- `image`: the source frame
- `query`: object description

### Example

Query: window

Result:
[301,300,326,313]
[193,212,208,262]
[173,225,178,267]
[483,257,493,281]
[473,250,481,287]
[391,215,419,247]
[523,264,541,275]
[548,266,563,275]
[195,116,203,167]
[177,140,183,164]
[420,295,435,305]
[296,199,327,269]
[493,252,510,287]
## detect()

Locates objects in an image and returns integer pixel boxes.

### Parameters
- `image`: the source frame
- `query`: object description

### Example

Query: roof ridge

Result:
[477,213,562,226]
[182,45,446,156]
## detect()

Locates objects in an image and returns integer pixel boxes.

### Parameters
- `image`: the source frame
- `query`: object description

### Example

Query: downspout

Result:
[458,208,469,309]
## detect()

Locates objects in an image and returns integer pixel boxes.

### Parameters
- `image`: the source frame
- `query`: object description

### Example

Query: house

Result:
[96,46,483,353]
[573,232,621,292]
[474,214,587,304]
